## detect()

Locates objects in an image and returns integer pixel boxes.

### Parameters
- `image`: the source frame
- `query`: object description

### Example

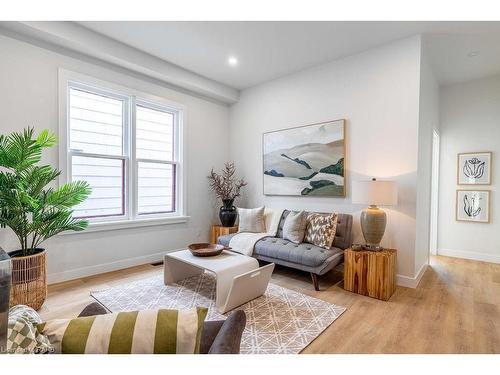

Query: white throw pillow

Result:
[282,211,307,244]
[238,207,266,233]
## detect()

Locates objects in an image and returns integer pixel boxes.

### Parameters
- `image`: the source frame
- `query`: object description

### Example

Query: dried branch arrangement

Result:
[207,162,247,201]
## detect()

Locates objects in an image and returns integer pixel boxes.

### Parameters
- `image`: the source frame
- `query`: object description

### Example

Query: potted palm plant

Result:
[0,128,91,310]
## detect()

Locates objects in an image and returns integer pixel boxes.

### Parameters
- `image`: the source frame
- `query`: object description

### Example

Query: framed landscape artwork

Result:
[457,152,492,185]
[456,189,490,223]
[262,119,345,197]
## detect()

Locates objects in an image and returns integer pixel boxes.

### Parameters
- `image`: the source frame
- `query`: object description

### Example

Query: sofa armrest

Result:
[208,310,246,354]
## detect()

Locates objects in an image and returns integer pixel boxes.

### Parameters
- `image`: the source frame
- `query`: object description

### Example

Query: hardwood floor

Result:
[39,255,500,353]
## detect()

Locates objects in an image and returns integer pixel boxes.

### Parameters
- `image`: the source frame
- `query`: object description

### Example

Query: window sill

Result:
[58,215,190,235]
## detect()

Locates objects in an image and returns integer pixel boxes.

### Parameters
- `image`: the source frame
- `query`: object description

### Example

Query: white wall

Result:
[229,36,424,281]
[414,43,440,275]
[438,74,500,264]
[0,35,230,283]
[0,31,443,286]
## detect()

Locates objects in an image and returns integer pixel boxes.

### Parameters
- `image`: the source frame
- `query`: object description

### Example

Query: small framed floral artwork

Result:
[456,190,490,223]
[457,152,492,185]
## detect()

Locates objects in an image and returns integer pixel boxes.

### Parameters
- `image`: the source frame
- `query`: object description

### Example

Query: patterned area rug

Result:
[91,272,345,354]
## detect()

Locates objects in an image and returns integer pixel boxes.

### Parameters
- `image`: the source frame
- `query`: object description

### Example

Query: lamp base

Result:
[360,205,387,249]
[364,244,383,251]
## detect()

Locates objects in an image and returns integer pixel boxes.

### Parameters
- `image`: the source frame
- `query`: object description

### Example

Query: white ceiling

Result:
[79,21,500,90]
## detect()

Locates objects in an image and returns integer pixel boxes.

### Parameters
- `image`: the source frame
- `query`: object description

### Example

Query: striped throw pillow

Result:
[37,307,207,354]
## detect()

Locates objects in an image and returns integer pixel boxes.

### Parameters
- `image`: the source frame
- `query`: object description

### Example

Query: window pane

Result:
[138,162,175,214]
[69,88,124,156]
[136,105,174,161]
[72,155,124,218]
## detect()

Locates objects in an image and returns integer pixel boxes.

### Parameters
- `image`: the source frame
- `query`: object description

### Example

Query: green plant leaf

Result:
[0,127,91,255]
[36,129,57,148]
[45,181,91,208]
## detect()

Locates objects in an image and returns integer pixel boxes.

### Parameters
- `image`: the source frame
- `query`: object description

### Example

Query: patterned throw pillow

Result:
[282,211,307,244]
[304,213,338,249]
[7,305,54,354]
[237,206,265,233]
[37,307,207,354]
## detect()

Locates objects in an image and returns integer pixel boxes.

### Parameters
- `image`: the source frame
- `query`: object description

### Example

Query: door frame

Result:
[429,129,440,256]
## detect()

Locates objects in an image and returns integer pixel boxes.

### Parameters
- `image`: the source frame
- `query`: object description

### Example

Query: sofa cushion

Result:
[217,233,234,248]
[218,234,341,268]
[254,237,343,268]
[282,211,307,243]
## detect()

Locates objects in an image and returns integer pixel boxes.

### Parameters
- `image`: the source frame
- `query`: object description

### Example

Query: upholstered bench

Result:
[218,210,353,291]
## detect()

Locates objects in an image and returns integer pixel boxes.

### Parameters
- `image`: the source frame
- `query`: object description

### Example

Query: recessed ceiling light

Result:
[467,51,480,58]
[228,56,238,66]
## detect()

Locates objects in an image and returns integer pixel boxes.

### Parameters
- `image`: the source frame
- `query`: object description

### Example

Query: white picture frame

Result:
[457,152,492,185]
[456,190,490,223]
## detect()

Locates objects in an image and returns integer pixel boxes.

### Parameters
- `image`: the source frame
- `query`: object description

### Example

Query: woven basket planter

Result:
[9,249,47,311]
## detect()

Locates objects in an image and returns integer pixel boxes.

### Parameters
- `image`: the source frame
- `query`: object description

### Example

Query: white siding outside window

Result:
[72,155,125,218]
[136,103,177,215]
[69,89,124,156]
[137,162,175,214]
[60,70,186,230]
[69,87,127,218]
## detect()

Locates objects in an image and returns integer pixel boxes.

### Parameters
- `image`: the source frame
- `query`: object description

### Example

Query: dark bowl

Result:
[188,243,228,257]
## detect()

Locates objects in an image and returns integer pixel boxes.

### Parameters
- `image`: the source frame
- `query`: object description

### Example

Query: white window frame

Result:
[58,69,188,233]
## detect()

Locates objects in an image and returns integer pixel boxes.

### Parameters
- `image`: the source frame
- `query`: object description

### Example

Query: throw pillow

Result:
[37,307,207,354]
[7,305,54,354]
[237,206,265,233]
[304,213,338,249]
[282,211,307,244]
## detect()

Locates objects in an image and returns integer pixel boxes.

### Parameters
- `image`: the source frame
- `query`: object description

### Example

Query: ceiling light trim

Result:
[228,56,238,66]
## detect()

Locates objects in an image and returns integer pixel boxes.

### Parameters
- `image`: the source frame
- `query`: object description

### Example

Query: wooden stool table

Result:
[344,248,397,301]
[210,225,238,244]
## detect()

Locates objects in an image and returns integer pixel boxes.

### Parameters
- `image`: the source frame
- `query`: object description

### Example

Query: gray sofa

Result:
[218,210,353,291]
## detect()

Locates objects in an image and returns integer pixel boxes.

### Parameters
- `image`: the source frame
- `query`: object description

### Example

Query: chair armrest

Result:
[208,310,246,354]
[78,302,109,317]
[200,320,224,354]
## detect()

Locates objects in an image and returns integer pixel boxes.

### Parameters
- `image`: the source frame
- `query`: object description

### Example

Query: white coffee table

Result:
[164,249,274,313]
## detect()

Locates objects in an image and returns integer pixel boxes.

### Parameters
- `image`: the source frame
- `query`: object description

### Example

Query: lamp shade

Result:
[352,179,398,206]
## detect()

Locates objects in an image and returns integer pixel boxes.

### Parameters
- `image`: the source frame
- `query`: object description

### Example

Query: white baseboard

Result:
[48,250,442,289]
[47,249,180,285]
[437,248,500,264]
[396,263,428,288]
